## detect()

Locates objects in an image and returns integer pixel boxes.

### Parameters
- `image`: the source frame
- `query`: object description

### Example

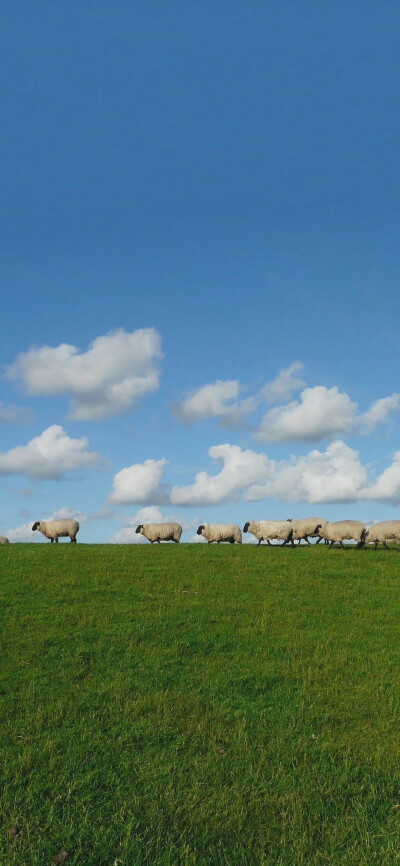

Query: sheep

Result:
[288,517,329,545]
[196,523,242,544]
[135,522,182,543]
[243,520,293,546]
[0,536,9,544]
[314,520,367,549]
[32,519,80,543]
[364,521,400,551]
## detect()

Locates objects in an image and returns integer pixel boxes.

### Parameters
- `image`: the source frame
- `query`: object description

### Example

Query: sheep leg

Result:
[329,541,335,549]
[383,541,390,550]
[258,539,262,545]
[316,536,322,544]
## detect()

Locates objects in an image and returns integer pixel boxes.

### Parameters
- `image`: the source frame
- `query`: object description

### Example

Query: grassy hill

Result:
[2,543,400,865]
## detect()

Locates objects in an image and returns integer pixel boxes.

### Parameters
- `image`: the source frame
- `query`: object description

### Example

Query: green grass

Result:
[2,543,400,865]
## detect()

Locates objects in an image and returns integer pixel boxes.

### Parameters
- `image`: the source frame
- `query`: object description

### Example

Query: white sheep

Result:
[288,517,329,545]
[365,521,400,551]
[32,519,80,543]
[0,536,9,544]
[196,523,242,544]
[135,522,182,543]
[314,520,367,549]
[243,520,293,546]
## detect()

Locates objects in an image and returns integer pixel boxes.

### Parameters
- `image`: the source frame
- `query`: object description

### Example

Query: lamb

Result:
[243,520,293,546]
[0,536,9,544]
[135,522,182,543]
[288,517,329,545]
[32,519,80,543]
[196,523,242,544]
[314,520,367,549]
[364,521,400,551]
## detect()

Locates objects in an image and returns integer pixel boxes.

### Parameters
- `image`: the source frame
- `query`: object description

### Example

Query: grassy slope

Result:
[1,543,400,865]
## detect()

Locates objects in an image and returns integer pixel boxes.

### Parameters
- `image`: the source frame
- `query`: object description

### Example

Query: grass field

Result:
[2,543,400,865]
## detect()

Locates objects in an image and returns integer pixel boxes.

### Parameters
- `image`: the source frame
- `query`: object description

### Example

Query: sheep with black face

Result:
[135,522,182,543]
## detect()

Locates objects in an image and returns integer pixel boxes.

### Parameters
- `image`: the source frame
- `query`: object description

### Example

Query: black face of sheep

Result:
[32,522,39,531]
[314,524,322,534]
[135,525,143,534]
[243,522,250,533]
[196,525,204,535]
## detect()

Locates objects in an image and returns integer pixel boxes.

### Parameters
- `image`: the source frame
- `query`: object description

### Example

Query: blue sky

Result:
[1,2,400,542]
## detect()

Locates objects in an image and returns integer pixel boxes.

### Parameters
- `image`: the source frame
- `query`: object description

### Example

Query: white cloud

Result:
[168,440,373,506]
[6,522,41,542]
[174,379,255,426]
[0,425,99,479]
[6,327,162,420]
[170,444,269,506]
[358,393,400,433]
[362,452,400,502]
[109,458,168,504]
[246,440,369,503]
[261,361,306,404]
[49,506,88,523]
[256,386,358,442]
[0,403,31,424]
[256,385,400,443]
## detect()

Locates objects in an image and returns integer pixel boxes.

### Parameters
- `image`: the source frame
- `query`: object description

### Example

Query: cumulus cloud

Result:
[174,380,255,427]
[49,506,88,523]
[0,425,99,479]
[256,386,358,443]
[170,444,269,506]
[6,522,41,542]
[168,440,376,506]
[261,361,306,404]
[358,393,400,433]
[172,440,400,507]
[109,458,169,505]
[246,440,369,503]
[362,452,400,502]
[256,385,400,443]
[174,362,400,444]
[6,327,162,420]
